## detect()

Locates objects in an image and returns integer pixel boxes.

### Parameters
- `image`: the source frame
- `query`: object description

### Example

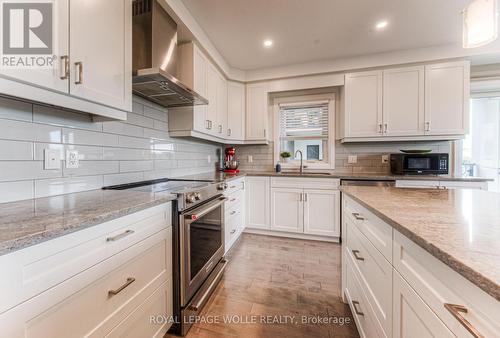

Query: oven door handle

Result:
[184,197,227,223]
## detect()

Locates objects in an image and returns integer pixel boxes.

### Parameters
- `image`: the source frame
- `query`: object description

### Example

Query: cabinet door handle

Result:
[352,250,365,261]
[230,198,236,202]
[352,301,364,316]
[299,193,303,202]
[206,120,210,130]
[263,129,266,138]
[304,193,308,202]
[108,277,135,297]
[425,121,431,132]
[106,229,134,242]
[351,212,364,220]
[384,123,388,133]
[219,124,223,133]
[227,128,231,136]
[230,229,236,234]
[60,55,69,80]
[378,123,383,133]
[230,211,236,215]
[74,61,83,84]
[444,303,484,338]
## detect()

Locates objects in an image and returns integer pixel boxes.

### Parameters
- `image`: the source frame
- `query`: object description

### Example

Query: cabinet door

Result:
[383,66,425,136]
[193,47,208,133]
[246,83,268,140]
[344,71,383,138]
[245,177,270,229]
[0,0,69,93]
[216,74,227,136]
[304,189,339,237]
[227,81,245,140]
[69,0,132,111]
[270,188,304,233]
[206,63,218,134]
[393,272,455,338]
[424,61,469,135]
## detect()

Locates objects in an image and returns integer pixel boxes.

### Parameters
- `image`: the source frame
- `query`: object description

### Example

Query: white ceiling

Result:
[180,0,472,71]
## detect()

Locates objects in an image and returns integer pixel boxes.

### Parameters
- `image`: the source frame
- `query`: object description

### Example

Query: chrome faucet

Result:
[295,150,304,173]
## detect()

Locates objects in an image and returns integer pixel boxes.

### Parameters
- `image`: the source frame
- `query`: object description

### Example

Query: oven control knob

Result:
[194,193,201,200]
[186,194,196,203]
[217,183,228,191]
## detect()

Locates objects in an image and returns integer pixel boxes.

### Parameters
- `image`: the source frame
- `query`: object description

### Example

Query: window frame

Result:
[273,93,336,170]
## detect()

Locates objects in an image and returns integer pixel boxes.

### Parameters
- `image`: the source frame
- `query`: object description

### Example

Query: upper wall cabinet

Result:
[227,81,245,141]
[246,82,269,141]
[0,0,131,120]
[340,60,470,142]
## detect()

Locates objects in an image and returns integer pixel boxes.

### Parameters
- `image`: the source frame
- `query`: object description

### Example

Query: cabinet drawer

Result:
[0,202,171,314]
[345,218,392,337]
[226,189,244,212]
[0,228,172,338]
[343,196,392,262]
[271,177,340,190]
[345,255,386,338]
[225,178,245,195]
[393,230,500,337]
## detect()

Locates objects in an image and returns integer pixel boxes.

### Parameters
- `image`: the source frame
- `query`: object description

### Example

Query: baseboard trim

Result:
[243,228,339,243]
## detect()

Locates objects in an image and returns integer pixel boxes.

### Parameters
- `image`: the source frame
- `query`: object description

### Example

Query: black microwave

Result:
[390,153,449,175]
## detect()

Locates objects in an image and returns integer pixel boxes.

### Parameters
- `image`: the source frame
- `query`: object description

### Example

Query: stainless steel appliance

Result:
[390,153,449,175]
[103,177,229,336]
[132,0,208,108]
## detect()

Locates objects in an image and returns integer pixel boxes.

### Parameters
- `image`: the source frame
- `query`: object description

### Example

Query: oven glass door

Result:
[181,196,225,304]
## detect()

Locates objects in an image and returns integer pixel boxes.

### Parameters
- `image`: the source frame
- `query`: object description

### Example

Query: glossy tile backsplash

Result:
[0,96,219,203]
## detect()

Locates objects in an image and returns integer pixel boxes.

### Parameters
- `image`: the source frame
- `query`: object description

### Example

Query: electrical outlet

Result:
[247,155,253,163]
[382,155,389,163]
[66,150,79,169]
[44,149,61,170]
[348,155,357,164]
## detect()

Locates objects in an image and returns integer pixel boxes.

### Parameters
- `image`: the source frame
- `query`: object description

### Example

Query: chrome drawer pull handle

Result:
[106,229,134,242]
[444,303,484,338]
[230,229,236,234]
[352,212,365,220]
[230,211,236,215]
[230,198,236,202]
[108,277,135,297]
[230,185,236,189]
[74,61,83,84]
[352,301,364,316]
[60,55,69,79]
[352,250,365,261]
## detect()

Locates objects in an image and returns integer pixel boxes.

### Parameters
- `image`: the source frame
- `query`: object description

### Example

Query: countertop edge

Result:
[340,187,500,302]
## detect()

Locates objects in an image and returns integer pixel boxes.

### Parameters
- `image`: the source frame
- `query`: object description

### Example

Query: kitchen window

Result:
[273,94,335,169]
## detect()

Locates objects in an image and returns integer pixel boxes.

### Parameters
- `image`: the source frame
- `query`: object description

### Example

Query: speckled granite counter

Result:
[0,189,176,256]
[340,186,500,301]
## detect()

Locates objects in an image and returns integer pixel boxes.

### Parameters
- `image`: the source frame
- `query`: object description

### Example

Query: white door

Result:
[0,0,69,93]
[69,0,132,111]
[227,81,245,140]
[344,70,383,138]
[216,74,227,136]
[246,83,268,140]
[206,63,218,134]
[245,177,270,229]
[270,188,304,233]
[393,272,455,338]
[193,47,208,133]
[303,189,339,237]
[424,61,469,135]
[383,66,425,136]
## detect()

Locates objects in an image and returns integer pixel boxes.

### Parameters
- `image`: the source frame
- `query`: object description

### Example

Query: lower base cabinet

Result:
[224,178,245,253]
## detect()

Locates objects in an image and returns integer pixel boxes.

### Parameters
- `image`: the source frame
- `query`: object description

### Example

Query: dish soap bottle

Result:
[275,162,281,173]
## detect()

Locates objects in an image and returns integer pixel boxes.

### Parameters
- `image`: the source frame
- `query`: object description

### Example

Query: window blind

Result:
[279,103,329,140]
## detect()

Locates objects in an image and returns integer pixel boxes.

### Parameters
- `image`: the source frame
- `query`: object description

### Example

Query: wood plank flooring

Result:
[172,233,359,338]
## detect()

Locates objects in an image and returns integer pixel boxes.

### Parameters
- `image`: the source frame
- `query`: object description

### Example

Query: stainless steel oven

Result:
[179,195,226,305]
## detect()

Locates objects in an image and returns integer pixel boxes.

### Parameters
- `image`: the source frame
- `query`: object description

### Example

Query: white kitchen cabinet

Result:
[344,70,383,138]
[270,188,304,233]
[224,178,245,253]
[383,66,425,137]
[246,82,269,141]
[69,0,131,111]
[424,61,469,136]
[395,180,488,190]
[245,177,270,230]
[206,63,219,135]
[303,189,340,237]
[393,272,454,338]
[216,74,228,136]
[227,81,246,140]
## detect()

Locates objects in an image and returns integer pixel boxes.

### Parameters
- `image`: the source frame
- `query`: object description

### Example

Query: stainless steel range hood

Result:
[132,0,208,108]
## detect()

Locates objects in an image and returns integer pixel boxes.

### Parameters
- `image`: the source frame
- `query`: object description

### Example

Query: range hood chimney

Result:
[132,0,208,108]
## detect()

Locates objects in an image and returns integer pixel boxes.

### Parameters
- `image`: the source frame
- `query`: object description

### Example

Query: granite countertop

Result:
[0,189,176,256]
[340,186,500,301]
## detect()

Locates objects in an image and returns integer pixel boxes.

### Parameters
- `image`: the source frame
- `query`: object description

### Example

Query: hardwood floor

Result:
[174,233,359,338]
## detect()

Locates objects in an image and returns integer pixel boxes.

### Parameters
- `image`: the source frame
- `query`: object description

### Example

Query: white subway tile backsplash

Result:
[118,135,153,149]
[33,105,102,131]
[143,128,169,140]
[0,181,34,203]
[126,112,155,128]
[0,119,61,142]
[35,175,103,198]
[155,159,177,170]
[33,143,104,161]
[103,172,144,186]
[120,160,154,173]
[0,97,32,121]
[143,106,168,122]
[0,161,61,182]
[0,140,33,160]
[63,160,119,176]
[102,121,144,138]
[153,120,168,131]
[62,128,119,147]
[103,147,153,160]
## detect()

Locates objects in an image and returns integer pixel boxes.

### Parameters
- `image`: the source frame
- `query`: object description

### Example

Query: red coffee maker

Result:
[223,147,240,173]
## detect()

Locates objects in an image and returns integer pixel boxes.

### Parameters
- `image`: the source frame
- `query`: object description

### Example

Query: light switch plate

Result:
[66,150,79,169]
[44,149,61,170]
[382,155,389,163]
[348,155,357,164]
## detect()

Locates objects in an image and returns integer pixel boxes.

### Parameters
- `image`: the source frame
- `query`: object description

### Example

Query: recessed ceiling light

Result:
[375,20,389,30]
[263,39,273,47]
